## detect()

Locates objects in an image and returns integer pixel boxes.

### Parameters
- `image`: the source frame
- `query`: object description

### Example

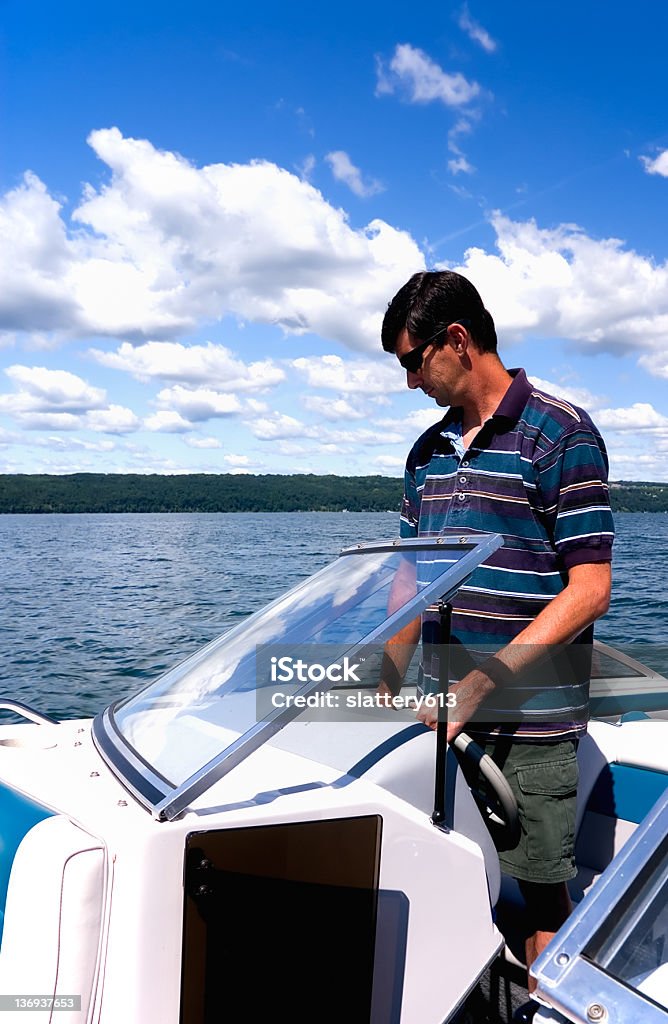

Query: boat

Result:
[0,533,667,1024]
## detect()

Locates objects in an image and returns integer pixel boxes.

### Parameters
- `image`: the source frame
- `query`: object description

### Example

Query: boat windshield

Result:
[533,787,668,1022]
[585,832,668,1009]
[93,534,502,818]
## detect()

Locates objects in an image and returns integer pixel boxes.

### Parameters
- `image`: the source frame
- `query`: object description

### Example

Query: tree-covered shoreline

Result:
[0,474,667,514]
[0,473,402,513]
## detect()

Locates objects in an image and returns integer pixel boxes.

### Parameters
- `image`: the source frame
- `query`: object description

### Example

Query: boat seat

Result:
[0,782,53,946]
[0,815,106,1023]
[495,722,668,968]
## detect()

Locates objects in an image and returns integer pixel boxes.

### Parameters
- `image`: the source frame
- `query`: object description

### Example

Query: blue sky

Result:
[2,0,668,479]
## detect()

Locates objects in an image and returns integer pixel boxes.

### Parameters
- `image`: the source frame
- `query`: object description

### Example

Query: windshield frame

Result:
[532,785,668,1022]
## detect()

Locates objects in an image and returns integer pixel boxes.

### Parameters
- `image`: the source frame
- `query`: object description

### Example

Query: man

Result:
[378,270,613,1018]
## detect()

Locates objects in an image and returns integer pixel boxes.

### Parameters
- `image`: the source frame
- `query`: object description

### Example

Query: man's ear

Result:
[450,322,469,354]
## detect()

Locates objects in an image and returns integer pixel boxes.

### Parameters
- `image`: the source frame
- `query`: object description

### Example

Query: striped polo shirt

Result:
[401,368,614,741]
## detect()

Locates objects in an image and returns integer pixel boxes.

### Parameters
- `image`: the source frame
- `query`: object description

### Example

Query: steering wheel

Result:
[451,732,520,847]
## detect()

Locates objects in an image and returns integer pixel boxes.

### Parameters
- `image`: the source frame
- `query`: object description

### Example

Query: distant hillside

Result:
[0,474,667,514]
[609,480,668,513]
[0,473,404,513]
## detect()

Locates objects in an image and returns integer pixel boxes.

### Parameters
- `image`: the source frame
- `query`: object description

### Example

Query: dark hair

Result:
[381,270,498,354]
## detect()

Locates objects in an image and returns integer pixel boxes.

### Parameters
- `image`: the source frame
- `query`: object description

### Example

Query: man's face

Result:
[394,327,461,407]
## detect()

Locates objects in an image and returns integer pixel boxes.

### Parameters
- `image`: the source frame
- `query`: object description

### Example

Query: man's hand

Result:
[416,667,496,739]
[415,699,467,741]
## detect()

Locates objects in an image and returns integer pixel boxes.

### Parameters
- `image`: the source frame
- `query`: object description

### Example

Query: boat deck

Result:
[453,960,530,1023]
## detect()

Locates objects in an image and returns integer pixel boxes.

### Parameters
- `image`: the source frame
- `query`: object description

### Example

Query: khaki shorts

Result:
[480,737,579,884]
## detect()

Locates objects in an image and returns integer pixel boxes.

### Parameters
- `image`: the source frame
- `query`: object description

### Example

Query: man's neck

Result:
[459,357,513,437]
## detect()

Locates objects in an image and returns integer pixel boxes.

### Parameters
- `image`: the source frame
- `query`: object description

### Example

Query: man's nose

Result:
[406,369,421,390]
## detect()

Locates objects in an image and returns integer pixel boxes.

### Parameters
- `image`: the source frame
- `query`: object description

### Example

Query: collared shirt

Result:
[401,369,615,740]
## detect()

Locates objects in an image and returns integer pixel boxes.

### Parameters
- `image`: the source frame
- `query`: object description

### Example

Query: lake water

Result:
[1,511,667,719]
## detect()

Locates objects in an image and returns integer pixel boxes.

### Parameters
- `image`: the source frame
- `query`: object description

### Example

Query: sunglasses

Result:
[399,319,470,374]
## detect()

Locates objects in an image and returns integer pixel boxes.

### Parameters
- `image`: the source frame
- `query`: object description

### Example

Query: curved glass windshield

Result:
[94,534,502,818]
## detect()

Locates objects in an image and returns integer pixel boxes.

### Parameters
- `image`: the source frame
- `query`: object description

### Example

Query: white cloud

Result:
[640,150,668,177]
[376,44,480,107]
[640,351,668,379]
[403,408,445,432]
[595,403,668,432]
[12,412,83,431]
[302,395,366,421]
[272,440,311,456]
[296,154,316,181]
[244,398,270,414]
[0,365,141,434]
[184,436,222,449]
[607,451,668,482]
[35,435,116,453]
[0,129,424,353]
[144,410,194,433]
[0,174,81,333]
[1,365,106,413]
[314,443,343,455]
[376,407,445,437]
[374,454,405,470]
[224,453,251,466]
[154,385,243,421]
[13,129,668,384]
[250,413,318,441]
[325,151,384,198]
[327,426,406,446]
[449,116,475,146]
[377,50,481,176]
[1,405,139,434]
[90,340,284,391]
[86,405,141,434]
[291,354,405,394]
[448,213,668,368]
[448,183,474,200]
[446,116,478,176]
[457,6,497,52]
[448,156,475,176]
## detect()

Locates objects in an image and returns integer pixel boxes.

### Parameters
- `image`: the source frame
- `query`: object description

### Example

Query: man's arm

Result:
[377,615,422,701]
[415,561,612,738]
